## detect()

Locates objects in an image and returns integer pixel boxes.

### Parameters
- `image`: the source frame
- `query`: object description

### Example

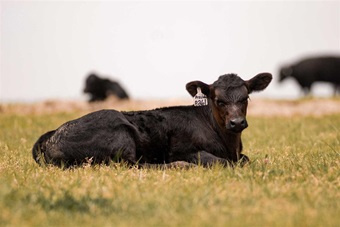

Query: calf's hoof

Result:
[239,154,250,167]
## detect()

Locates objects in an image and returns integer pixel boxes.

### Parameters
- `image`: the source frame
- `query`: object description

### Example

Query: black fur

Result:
[279,56,340,95]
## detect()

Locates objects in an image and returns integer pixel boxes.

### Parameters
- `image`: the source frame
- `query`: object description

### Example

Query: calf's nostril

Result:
[241,120,246,126]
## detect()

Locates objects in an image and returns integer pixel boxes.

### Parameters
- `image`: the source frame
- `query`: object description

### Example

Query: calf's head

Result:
[84,73,101,93]
[279,66,293,82]
[186,73,272,133]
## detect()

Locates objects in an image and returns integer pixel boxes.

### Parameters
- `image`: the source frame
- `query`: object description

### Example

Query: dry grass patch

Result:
[0,100,339,226]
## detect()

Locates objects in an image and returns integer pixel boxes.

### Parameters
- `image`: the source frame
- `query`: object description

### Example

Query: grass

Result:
[0,110,339,227]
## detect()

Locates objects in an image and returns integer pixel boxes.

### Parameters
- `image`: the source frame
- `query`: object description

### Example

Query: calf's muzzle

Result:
[227,117,248,133]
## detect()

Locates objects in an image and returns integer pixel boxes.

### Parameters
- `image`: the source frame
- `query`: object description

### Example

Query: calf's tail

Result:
[32,130,55,165]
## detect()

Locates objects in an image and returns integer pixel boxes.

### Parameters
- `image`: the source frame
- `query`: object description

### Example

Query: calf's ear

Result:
[186,81,211,97]
[246,72,272,93]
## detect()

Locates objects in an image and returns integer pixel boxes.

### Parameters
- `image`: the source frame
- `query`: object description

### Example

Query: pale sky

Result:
[1,1,340,102]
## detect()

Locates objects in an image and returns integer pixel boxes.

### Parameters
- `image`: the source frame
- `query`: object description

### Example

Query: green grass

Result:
[0,111,339,227]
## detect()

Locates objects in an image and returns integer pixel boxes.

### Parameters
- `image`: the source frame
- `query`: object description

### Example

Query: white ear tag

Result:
[194,87,208,106]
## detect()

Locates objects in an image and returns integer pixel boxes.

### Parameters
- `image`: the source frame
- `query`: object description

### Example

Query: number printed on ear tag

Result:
[194,87,208,106]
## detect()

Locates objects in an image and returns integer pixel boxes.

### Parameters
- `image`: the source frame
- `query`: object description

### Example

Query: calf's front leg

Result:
[185,151,233,167]
[239,153,250,167]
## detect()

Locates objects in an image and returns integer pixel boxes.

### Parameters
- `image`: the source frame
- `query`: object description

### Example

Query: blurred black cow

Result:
[33,73,272,168]
[279,56,340,95]
[84,73,129,102]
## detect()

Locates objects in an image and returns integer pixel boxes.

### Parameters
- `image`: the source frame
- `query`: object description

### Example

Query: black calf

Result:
[84,73,129,102]
[33,73,272,167]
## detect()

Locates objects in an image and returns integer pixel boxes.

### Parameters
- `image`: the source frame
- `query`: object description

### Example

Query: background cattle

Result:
[84,73,129,102]
[279,56,340,96]
[33,73,272,168]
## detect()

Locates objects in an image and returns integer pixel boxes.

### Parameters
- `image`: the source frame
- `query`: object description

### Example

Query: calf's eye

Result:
[216,100,226,107]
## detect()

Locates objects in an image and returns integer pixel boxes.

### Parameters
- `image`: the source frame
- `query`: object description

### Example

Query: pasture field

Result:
[0,102,339,227]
